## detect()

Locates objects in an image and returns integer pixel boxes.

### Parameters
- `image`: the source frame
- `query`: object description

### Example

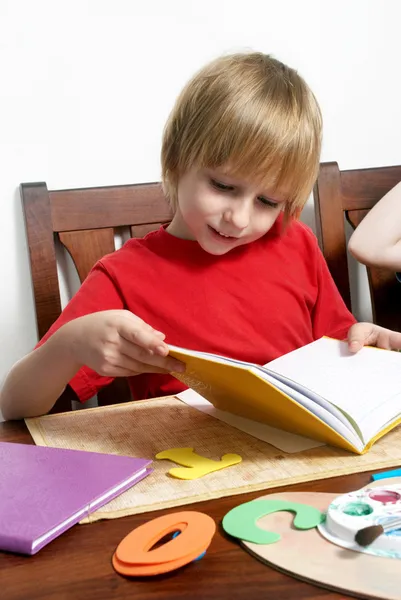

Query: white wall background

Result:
[0,0,400,404]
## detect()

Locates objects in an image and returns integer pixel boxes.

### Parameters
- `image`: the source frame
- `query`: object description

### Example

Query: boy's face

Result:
[167,167,286,256]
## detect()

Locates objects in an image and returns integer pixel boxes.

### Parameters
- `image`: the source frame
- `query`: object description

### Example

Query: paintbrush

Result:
[355,517,401,547]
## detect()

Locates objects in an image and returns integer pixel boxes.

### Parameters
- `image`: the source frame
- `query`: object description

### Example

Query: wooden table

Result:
[1,420,375,600]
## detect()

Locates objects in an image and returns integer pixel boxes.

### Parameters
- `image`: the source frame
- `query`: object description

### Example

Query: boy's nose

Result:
[223,202,250,230]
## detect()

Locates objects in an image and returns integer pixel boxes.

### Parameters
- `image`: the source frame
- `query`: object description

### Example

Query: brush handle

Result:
[382,516,401,532]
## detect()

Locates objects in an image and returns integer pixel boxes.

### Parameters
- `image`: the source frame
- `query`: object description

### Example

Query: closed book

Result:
[0,441,152,555]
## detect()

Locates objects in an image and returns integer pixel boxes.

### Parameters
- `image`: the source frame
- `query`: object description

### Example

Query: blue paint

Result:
[172,531,206,561]
[372,468,401,481]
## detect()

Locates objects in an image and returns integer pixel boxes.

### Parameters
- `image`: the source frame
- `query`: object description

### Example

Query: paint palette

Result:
[318,483,401,558]
[239,484,401,600]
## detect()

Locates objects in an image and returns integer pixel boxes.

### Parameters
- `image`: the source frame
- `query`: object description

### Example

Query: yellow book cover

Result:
[169,338,401,454]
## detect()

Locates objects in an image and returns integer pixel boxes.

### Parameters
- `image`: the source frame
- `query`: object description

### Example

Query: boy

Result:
[1,52,400,420]
[348,182,401,270]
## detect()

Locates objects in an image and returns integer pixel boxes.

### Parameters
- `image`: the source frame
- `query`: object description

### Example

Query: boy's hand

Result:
[63,310,185,377]
[347,322,401,353]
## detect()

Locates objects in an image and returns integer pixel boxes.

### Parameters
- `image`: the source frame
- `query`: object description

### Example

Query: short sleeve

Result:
[310,239,357,340]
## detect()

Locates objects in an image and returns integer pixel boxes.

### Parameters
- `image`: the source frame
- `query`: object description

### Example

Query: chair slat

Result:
[20,183,62,339]
[341,166,401,210]
[50,183,172,231]
[313,163,351,310]
[314,162,401,331]
[59,229,116,283]
[130,222,167,238]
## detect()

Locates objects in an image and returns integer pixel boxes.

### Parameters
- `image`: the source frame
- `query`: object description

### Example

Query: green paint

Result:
[222,499,325,544]
[342,502,373,516]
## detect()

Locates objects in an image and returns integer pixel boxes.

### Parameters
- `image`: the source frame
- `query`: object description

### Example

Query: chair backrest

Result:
[21,181,173,411]
[314,162,401,330]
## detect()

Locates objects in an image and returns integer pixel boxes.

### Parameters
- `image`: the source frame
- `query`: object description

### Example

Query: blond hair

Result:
[161,52,322,220]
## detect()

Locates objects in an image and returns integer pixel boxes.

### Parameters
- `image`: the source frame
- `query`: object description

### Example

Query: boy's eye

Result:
[210,178,235,192]
[258,196,278,208]
[210,178,279,208]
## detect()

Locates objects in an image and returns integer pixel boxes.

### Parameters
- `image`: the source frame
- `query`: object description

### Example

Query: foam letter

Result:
[222,499,324,544]
[156,447,242,479]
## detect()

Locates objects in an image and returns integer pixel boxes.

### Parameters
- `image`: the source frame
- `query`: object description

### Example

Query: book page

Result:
[256,366,356,434]
[250,367,362,448]
[267,338,401,442]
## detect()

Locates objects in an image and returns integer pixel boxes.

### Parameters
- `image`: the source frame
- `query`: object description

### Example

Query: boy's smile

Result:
[166,168,285,255]
[208,225,240,241]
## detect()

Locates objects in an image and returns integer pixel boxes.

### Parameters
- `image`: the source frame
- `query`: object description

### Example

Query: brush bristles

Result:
[355,524,384,547]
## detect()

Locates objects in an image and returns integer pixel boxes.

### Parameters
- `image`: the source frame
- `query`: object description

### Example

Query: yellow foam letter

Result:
[155,447,242,479]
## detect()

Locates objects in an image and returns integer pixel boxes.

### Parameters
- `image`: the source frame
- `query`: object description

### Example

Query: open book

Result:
[168,337,401,454]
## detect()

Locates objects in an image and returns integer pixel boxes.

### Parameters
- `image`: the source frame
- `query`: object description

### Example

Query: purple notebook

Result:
[0,441,152,555]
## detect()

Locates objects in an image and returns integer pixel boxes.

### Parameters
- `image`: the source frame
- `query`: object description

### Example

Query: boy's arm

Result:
[0,263,124,420]
[0,324,82,420]
[348,182,401,269]
[0,260,184,420]
[0,310,183,421]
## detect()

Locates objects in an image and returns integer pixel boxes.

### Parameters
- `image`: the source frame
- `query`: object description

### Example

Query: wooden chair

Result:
[314,161,401,330]
[20,181,173,413]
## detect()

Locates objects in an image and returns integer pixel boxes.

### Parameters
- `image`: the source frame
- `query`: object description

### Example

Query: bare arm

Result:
[0,325,82,420]
[0,310,184,421]
[348,182,401,269]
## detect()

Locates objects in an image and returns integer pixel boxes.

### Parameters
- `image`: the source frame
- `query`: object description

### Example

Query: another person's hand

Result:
[347,322,401,353]
[62,310,185,377]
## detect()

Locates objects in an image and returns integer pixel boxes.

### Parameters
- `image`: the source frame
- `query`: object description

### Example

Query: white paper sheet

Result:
[176,389,324,454]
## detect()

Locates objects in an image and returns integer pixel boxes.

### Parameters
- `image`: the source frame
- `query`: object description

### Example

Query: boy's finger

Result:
[348,340,362,353]
[122,312,166,339]
[116,359,172,375]
[347,322,375,353]
[388,330,401,350]
[119,338,185,372]
[118,321,168,352]
[98,361,170,377]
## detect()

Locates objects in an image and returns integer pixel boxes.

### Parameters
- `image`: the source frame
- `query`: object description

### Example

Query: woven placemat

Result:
[25,396,401,523]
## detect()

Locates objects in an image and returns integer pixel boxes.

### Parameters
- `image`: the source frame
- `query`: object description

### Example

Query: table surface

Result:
[0,419,379,600]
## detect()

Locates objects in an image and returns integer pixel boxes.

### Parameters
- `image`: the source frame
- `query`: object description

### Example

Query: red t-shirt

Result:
[38,217,356,402]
